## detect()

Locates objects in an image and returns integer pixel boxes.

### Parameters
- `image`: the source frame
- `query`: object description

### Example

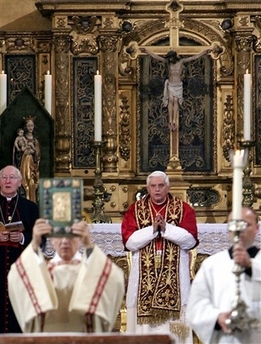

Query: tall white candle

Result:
[232,150,244,220]
[0,70,7,114]
[94,70,102,141]
[243,70,251,141]
[45,70,52,115]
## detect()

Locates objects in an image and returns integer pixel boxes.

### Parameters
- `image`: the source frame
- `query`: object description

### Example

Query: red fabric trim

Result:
[85,313,94,333]
[15,257,43,315]
[0,241,20,247]
[86,258,112,315]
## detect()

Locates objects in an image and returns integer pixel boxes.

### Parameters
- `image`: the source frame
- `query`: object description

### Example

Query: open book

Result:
[0,221,24,232]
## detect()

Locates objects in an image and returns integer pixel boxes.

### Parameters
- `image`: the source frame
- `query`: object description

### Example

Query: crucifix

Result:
[140,1,213,171]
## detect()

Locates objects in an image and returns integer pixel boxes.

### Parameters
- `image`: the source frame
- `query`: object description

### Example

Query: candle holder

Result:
[225,220,260,332]
[91,141,111,223]
[239,140,255,207]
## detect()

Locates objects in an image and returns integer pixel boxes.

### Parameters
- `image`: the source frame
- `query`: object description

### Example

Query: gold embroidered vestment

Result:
[134,194,183,324]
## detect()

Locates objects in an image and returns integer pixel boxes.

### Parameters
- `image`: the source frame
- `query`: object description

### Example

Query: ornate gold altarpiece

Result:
[1,1,261,222]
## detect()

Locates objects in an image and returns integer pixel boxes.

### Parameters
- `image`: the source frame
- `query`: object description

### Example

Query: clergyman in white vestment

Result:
[187,207,261,344]
[8,218,125,333]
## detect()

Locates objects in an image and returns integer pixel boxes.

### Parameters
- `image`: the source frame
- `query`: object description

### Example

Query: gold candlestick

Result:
[239,140,255,207]
[225,220,259,331]
[91,141,111,223]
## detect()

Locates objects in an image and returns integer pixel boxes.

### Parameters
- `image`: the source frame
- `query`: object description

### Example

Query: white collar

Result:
[1,193,17,201]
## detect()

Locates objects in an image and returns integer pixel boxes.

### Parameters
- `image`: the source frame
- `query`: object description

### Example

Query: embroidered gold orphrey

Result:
[134,194,183,325]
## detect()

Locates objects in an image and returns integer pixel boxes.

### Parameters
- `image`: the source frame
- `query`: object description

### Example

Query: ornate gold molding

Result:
[233,31,255,140]
[53,32,72,172]
[119,95,131,162]
[98,33,120,172]
[70,16,99,55]
[222,94,235,162]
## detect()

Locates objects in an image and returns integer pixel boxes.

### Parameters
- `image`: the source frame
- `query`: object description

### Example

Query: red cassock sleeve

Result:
[179,202,199,247]
[121,203,138,250]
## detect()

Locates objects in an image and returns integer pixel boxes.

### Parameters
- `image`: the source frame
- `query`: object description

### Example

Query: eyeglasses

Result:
[0,175,20,181]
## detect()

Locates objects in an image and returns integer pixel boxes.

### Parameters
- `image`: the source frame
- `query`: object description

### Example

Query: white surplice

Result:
[186,249,261,344]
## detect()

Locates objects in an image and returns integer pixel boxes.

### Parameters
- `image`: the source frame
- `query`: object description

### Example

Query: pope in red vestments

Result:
[121,171,198,343]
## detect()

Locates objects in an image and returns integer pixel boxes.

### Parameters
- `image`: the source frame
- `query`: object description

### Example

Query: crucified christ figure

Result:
[139,47,212,131]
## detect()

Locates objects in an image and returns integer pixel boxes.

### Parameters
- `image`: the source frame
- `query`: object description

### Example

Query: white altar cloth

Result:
[44,223,261,258]
[91,223,261,256]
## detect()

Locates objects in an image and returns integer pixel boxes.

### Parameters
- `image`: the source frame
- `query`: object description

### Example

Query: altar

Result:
[90,223,260,256]
[44,223,261,258]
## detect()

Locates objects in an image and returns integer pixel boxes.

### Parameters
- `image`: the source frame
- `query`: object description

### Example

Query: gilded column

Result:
[98,33,120,172]
[231,15,255,207]
[53,31,72,173]
[232,15,255,141]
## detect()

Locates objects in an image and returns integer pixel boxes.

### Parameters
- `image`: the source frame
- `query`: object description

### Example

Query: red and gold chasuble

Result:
[134,194,183,324]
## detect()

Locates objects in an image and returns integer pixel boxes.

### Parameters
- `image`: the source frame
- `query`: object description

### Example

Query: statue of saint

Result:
[12,128,27,169]
[13,116,40,202]
[139,47,212,131]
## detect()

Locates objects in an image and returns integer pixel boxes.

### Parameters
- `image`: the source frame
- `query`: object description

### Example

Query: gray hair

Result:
[0,165,22,180]
[146,171,170,186]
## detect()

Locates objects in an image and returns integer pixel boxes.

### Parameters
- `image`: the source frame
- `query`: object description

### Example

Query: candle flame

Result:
[96,70,99,75]
[1,70,4,74]
[246,69,249,74]
[47,70,50,75]
[235,149,246,159]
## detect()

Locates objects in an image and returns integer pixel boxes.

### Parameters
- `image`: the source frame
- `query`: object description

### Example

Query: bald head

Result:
[228,207,259,249]
[228,207,259,224]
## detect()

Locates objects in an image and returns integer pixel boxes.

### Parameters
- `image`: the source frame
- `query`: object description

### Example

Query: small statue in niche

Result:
[12,128,27,168]
[139,47,212,131]
[13,116,40,202]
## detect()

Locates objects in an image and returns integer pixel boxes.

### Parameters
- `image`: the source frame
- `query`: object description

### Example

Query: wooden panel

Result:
[0,333,175,344]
